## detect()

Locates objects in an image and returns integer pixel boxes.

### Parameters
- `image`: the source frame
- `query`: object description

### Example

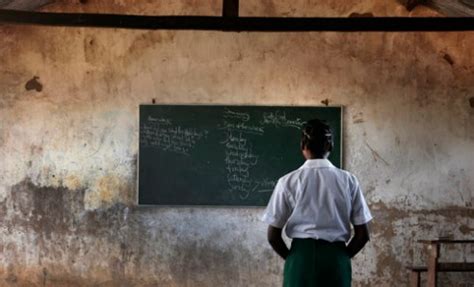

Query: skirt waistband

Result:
[292,238,346,247]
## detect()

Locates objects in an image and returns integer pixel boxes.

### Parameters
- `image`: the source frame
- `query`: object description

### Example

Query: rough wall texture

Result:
[1,1,473,286]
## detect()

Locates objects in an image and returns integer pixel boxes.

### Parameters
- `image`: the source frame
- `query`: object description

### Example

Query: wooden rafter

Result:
[0,9,474,31]
[222,0,239,18]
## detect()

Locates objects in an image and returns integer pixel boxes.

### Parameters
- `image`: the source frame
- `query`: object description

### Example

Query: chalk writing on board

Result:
[252,178,277,193]
[219,120,265,135]
[148,116,172,125]
[221,130,260,199]
[221,108,263,199]
[223,108,250,121]
[141,120,209,156]
[261,111,305,129]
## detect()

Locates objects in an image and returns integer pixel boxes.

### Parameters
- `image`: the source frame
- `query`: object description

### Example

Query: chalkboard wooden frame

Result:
[137,104,343,207]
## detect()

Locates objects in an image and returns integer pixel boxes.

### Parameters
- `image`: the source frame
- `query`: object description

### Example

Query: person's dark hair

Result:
[300,119,333,155]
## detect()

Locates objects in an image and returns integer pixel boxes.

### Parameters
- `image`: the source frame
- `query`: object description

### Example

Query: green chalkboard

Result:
[138,105,342,206]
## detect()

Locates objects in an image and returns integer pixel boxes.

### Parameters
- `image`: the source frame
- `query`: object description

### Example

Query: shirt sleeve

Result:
[261,178,292,228]
[350,175,373,225]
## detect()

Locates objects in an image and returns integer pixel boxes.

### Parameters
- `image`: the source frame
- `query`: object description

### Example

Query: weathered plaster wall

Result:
[1,1,473,286]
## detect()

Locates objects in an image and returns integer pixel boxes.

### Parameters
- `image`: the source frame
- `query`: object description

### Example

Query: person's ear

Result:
[325,140,333,153]
[301,146,311,159]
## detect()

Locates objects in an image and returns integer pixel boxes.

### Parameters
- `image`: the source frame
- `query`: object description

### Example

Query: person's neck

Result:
[302,147,330,160]
[306,153,329,160]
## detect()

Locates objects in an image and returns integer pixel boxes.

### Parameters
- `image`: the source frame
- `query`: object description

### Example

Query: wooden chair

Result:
[407,239,474,287]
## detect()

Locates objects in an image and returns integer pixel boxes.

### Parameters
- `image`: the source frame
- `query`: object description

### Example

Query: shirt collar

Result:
[300,159,336,169]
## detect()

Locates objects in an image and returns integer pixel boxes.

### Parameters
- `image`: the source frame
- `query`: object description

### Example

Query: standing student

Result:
[261,119,373,287]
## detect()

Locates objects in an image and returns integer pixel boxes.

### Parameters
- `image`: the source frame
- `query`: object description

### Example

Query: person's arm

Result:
[267,225,290,260]
[346,223,370,258]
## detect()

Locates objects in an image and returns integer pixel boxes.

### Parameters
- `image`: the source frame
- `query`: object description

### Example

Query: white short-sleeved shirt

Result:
[261,159,373,243]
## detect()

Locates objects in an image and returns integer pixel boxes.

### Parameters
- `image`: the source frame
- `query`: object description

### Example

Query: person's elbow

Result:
[359,232,370,245]
[358,228,370,242]
[354,223,371,244]
[267,225,283,245]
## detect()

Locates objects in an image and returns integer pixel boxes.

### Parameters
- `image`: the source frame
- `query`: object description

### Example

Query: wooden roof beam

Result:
[0,9,474,31]
[222,0,239,18]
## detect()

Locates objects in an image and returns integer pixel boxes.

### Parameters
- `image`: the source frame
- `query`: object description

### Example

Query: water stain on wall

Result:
[8,179,85,238]
[2,177,279,286]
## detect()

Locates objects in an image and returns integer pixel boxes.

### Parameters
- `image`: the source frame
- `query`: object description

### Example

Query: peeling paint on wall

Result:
[24,76,43,92]
[84,175,130,210]
[443,52,455,66]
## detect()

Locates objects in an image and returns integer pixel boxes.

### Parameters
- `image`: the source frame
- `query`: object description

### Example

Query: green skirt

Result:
[283,238,351,287]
